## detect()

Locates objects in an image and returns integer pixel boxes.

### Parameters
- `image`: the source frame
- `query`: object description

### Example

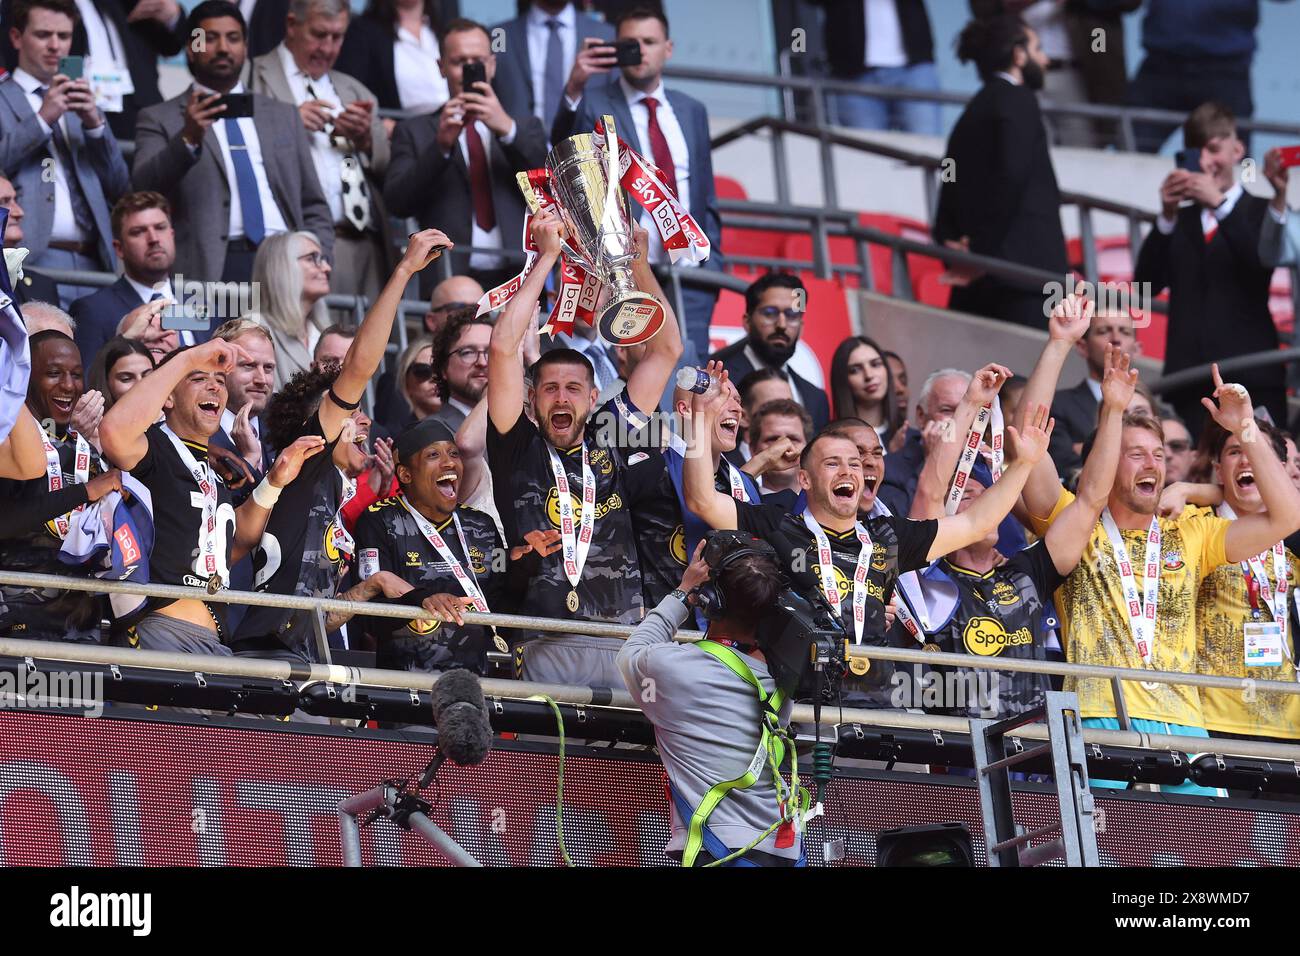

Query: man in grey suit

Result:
[552,6,723,360]
[130,0,332,294]
[0,0,130,306]
[384,18,547,299]
[490,0,614,140]
[249,0,392,302]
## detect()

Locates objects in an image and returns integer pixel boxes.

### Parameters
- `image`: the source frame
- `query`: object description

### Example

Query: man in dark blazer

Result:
[1,0,189,140]
[0,0,132,307]
[708,272,830,433]
[1047,309,1140,477]
[0,173,58,304]
[933,15,1066,331]
[70,190,179,367]
[491,0,613,136]
[130,0,333,287]
[384,17,547,298]
[1135,100,1282,431]
[552,6,723,360]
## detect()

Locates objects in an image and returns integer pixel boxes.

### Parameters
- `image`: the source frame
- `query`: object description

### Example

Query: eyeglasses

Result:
[407,362,436,382]
[752,306,804,327]
[298,251,327,267]
[431,301,473,315]
[1165,440,1192,453]
[451,346,490,364]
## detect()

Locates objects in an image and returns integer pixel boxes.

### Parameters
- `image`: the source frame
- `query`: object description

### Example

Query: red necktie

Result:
[466,123,496,232]
[643,96,678,196]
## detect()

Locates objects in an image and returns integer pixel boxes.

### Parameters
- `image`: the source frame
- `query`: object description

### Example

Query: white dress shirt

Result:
[863,0,908,68]
[220,406,261,444]
[743,343,814,413]
[455,119,517,270]
[1155,181,1244,237]
[12,68,106,243]
[277,43,346,225]
[191,82,289,242]
[72,0,128,75]
[1021,1,1072,61]
[393,22,449,114]
[618,75,691,266]
[526,1,577,122]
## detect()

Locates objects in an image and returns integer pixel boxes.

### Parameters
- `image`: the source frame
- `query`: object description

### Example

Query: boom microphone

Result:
[419,669,494,789]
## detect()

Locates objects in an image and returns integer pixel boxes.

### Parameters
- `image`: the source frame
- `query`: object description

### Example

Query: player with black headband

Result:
[0,331,121,643]
[887,349,1134,719]
[624,372,760,611]
[618,533,803,867]
[343,418,512,675]
[98,339,328,656]
[229,231,449,664]
[683,361,1056,705]
[486,209,683,687]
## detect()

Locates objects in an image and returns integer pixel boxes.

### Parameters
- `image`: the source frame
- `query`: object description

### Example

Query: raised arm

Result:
[910,363,1010,520]
[683,361,739,530]
[1206,367,1300,561]
[322,229,450,441]
[455,396,489,503]
[1044,346,1135,575]
[231,435,327,562]
[623,225,684,414]
[99,338,243,470]
[488,210,562,435]
[926,403,1054,562]
[1019,283,1093,516]
[0,408,48,480]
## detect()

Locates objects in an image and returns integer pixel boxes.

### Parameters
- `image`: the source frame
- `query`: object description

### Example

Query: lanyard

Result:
[547,441,596,589]
[162,423,224,587]
[1100,508,1161,666]
[801,511,872,645]
[722,460,753,502]
[1220,502,1291,659]
[329,471,357,560]
[399,495,489,611]
[945,396,1004,514]
[43,428,91,538]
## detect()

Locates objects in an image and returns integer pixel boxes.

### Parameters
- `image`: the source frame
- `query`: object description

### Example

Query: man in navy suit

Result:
[0,0,131,305]
[70,190,178,368]
[708,273,831,433]
[0,173,59,304]
[490,0,613,138]
[553,6,723,360]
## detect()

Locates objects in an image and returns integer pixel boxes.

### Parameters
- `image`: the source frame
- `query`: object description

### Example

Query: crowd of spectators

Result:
[1,0,1300,784]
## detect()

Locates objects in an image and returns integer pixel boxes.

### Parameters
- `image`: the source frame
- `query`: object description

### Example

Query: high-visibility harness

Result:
[672,640,810,867]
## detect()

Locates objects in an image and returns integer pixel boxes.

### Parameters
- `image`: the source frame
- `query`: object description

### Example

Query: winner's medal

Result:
[566,589,580,613]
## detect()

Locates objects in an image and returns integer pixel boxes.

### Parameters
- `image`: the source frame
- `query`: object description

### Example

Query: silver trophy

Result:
[544,116,666,346]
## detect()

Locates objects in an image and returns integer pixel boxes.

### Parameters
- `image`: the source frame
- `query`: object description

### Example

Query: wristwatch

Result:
[669,588,690,606]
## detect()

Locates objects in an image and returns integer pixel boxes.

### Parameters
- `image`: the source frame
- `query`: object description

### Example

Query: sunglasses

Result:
[407,362,436,382]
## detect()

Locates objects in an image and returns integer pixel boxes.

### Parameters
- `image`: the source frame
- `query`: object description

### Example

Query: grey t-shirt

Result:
[616,594,801,863]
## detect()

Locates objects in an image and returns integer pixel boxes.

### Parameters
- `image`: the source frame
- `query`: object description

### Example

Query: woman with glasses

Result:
[248,232,334,390]
[829,335,904,444]
[394,335,442,429]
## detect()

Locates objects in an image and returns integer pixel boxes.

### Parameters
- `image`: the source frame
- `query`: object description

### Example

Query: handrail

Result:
[1147,348,1300,395]
[3,568,1297,698]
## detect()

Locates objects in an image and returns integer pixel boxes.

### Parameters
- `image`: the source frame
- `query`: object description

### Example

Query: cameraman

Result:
[616,534,803,867]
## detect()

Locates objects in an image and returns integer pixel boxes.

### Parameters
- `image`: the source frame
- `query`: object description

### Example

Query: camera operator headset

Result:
[615,531,810,867]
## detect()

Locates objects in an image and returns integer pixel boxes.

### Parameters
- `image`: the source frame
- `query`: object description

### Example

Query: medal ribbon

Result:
[945,396,1004,515]
[399,495,489,612]
[1100,508,1160,666]
[547,442,596,589]
[722,460,753,502]
[161,423,224,587]
[801,511,872,645]
[329,472,357,560]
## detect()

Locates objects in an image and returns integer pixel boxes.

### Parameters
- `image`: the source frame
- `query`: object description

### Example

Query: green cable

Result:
[529,694,574,867]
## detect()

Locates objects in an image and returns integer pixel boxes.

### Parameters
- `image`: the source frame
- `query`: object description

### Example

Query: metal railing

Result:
[3,568,1300,764]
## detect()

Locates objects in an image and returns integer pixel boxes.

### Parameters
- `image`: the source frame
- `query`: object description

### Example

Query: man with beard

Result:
[210,319,276,477]
[486,210,682,688]
[933,15,1065,330]
[0,331,121,642]
[1020,293,1300,792]
[428,307,491,433]
[684,363,1056,706]
[98,336,325,655]
[623,372,760,612]
[230,230,446,668]
[709,274,829,432]
[344,418,511,676]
